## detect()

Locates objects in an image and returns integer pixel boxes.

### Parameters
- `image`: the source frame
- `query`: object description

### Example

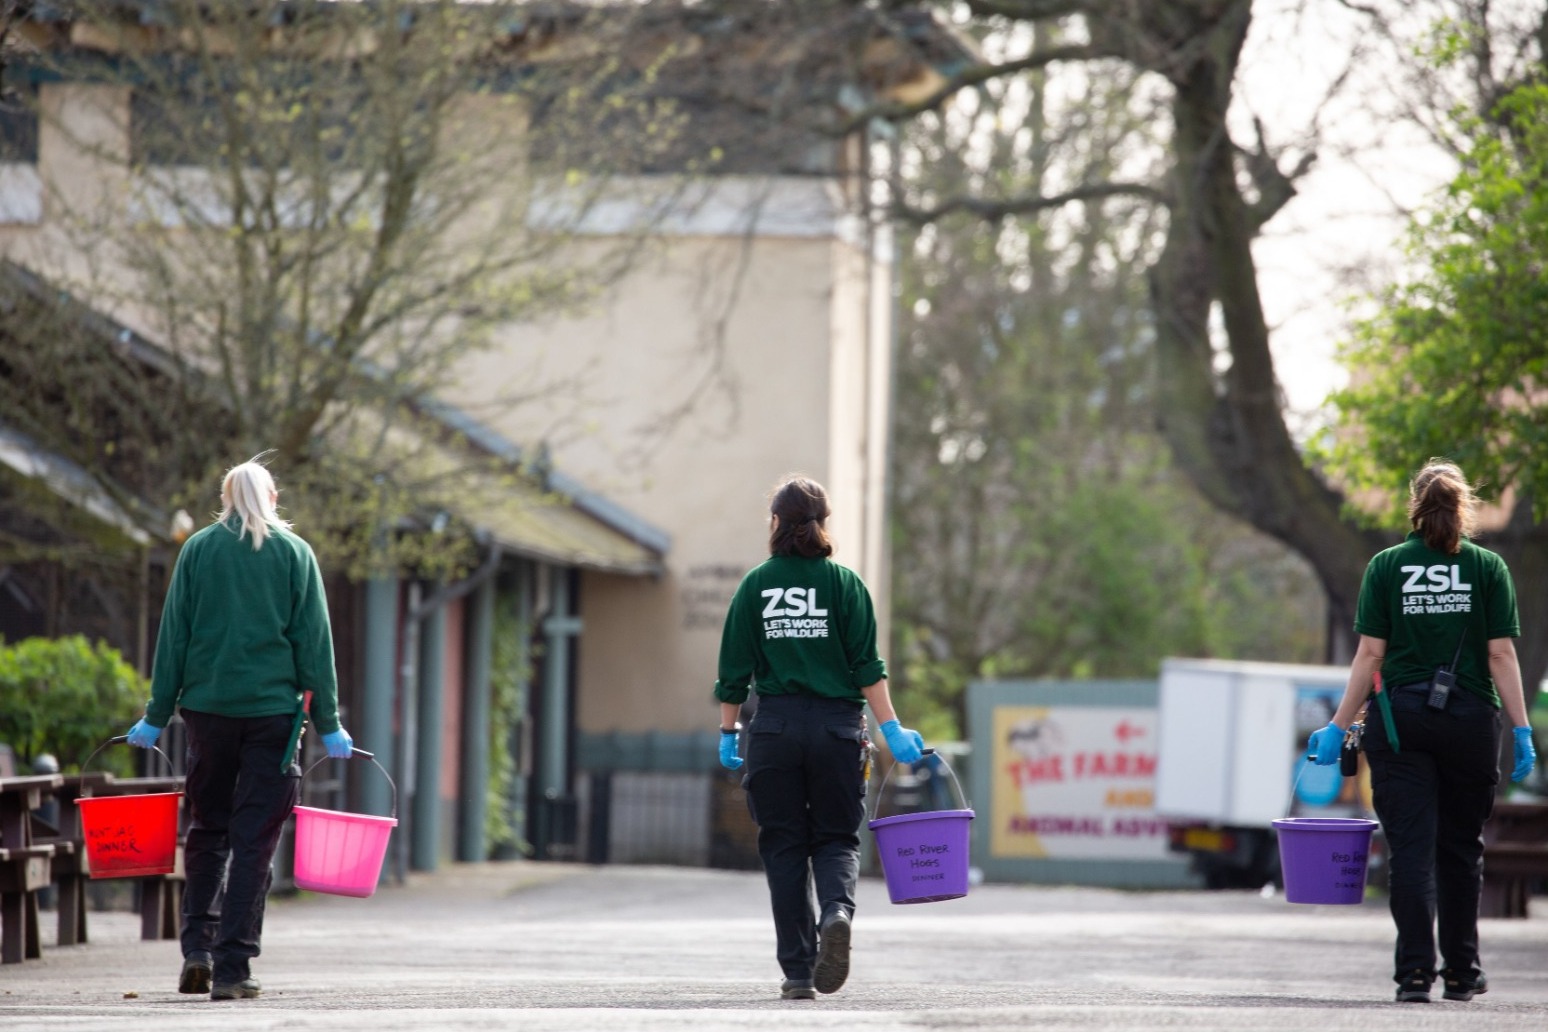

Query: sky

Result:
[1235,1,1465,425]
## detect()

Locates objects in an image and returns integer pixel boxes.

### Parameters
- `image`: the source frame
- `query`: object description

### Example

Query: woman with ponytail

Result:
[1308,459,1535,1003]
[713,474,924,1001]
[124,457,352,1001]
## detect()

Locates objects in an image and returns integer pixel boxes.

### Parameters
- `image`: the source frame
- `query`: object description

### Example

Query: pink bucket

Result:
[292,750,396,898]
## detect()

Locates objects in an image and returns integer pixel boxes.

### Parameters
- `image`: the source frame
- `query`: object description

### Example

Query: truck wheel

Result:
[1248,832,1283,890]
[1196,854,1252,890]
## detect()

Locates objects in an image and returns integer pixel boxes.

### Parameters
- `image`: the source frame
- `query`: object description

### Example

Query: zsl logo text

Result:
[761,587,828,617]
[1400,565,1470,593]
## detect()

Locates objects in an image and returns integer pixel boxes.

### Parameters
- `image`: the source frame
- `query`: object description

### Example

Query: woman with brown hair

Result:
[714,473,924,1001]
[1308,459,1535,1003]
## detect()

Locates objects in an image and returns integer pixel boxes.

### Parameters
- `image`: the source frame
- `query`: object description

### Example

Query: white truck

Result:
[1154,657,1377,889]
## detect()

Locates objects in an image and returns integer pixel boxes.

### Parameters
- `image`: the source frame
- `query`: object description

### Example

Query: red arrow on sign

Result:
[1114,720,1146,743]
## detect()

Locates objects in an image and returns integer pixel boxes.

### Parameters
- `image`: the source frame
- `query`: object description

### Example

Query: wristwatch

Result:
[720,722,743,734]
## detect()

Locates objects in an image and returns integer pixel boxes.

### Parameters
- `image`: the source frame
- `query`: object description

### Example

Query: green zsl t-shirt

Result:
[1353,532,1518,707]
[713,555,886,704]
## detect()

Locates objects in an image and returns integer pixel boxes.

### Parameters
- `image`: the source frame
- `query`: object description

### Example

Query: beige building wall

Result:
[0,83,130,280]
[453,185,895,734]
[5,80,896,741]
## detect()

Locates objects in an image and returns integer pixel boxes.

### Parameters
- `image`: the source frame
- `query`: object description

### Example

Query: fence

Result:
[575,731,760,870]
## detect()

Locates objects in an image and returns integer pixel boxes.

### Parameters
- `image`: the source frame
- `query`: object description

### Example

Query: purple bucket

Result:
[1271,817,1377,905]
[869,809,975,904]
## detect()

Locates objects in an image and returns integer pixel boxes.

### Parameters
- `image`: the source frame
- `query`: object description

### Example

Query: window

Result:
[0,84,39,163]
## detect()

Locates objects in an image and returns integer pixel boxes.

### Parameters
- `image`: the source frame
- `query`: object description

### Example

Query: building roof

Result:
[0,259,665,575]
[0,423,156,548]
[12,2,978,140]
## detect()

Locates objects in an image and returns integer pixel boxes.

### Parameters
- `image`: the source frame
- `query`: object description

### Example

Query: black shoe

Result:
[178,951,212,995]
[1441,970,1488,1001]
[210,978,262,1000]
[813,909,851,995]
[780,978,816,1001]
[1395,969,1431,1003]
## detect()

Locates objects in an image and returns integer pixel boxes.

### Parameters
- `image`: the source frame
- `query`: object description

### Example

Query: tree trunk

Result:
[1146,1,1386,663]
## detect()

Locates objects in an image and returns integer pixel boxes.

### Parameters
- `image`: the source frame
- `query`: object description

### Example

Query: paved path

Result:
[2,863,1545,1031]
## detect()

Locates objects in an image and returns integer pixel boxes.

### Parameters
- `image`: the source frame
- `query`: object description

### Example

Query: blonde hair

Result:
[218,457,291,550]
[1407,459,1478,555]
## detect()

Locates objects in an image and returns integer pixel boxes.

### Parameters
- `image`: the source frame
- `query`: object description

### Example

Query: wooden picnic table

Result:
[29,771,114,946]
[1481,800,1548,918]
[0,773,63,963]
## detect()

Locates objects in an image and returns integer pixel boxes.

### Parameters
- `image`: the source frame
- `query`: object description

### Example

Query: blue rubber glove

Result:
[1512,726,1536,783]
[125,718,162,749]
[321,728,354,759]
[880,719,925,765]
[718,730,744,770]
[1307,723,1346,765]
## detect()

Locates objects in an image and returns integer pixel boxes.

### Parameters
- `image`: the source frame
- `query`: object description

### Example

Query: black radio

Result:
[1427,628,1467,712]
[1426,667,1456,711]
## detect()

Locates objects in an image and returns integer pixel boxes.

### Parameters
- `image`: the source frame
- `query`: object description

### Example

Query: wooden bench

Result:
[30,772,114,946]
[0,773,64,963]
[0,845,55,963]
[1480,801,1548,919]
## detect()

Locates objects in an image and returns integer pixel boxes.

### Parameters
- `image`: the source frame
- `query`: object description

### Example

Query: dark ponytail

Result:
[1407,459,1478,555]
[768,475,833,558]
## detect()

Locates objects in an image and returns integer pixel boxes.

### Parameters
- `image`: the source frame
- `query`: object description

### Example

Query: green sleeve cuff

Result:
[714,682,750,705]
[850,659,886,688]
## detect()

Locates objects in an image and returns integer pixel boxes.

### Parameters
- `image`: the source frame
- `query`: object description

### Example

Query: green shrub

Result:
[0,636,147,775]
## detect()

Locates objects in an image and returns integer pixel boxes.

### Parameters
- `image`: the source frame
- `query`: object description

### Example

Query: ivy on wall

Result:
[486,588,534,856]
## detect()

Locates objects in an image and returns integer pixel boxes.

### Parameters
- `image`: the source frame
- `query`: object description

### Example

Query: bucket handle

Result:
[80,735,178,788]
[868,749,971,822]
[300,748,398,820]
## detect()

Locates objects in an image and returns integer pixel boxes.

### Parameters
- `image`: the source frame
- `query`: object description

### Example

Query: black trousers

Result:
[1363,681,1500,985]
[179,709,301,985]
[743,694,868,981]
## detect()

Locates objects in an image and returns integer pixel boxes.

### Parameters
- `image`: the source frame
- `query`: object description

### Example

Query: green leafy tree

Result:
[0,636,147,774]
[1327,84,1548,516]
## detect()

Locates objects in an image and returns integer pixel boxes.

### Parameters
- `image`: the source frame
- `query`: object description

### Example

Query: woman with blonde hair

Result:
[125,457,352,1001]
[1309,459,1535,1003]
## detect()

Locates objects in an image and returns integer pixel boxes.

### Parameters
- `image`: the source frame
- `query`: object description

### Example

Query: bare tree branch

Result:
[962,0,1087,18]
[896,180,1168,223]
[1238,117,1317,231]
[830,44,1103,133]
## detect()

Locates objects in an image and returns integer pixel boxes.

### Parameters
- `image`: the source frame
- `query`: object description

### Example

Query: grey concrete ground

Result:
[2,862,1545,1031]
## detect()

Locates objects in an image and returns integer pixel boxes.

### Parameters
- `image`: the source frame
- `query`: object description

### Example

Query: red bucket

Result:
[77,792,181,878]
[75,738,181,879]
